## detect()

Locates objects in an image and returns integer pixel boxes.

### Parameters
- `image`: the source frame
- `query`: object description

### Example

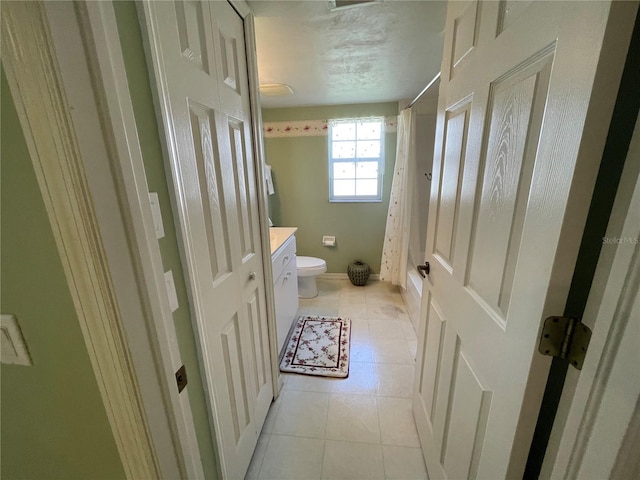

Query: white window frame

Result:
[328,117,385,202]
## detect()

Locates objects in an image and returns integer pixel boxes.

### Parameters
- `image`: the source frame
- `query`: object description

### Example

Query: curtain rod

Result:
[406,72,441,109]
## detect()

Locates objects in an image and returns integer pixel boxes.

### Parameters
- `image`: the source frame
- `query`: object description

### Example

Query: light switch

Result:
[164,270,179,313]
[1,314,33,366]
[149,192,165,239]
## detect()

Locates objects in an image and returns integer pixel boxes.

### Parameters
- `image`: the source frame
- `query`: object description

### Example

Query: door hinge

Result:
[538,316,592,370]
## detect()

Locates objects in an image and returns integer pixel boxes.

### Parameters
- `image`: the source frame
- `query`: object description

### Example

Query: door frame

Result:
[527,8,640,475]
[545,115,640,479]
[65,0,280,476]
[0,0,279,478]
[4,0,279,477]
[65,2,208,477]
[1,2,168,478]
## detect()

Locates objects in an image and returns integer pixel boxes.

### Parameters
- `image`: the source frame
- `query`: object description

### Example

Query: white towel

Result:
[265,165,275,195]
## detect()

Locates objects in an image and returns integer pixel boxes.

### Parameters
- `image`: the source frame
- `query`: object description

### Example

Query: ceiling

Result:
[248,0,447,109]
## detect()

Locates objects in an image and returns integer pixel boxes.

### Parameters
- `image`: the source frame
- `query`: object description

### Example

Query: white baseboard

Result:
[318,273,381,281]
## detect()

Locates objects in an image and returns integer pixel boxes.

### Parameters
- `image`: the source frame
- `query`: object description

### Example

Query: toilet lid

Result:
[297,256,326,270]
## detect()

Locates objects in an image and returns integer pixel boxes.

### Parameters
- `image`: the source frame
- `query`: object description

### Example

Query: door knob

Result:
[249,272,256,280]
[417,262,430,278]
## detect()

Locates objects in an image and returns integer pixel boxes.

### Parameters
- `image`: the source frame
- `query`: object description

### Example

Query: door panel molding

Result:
[141,1,275,477]
[237,4,282,397]
[433,104,471,270]
[414,1,637,479]
[466,52,553,322]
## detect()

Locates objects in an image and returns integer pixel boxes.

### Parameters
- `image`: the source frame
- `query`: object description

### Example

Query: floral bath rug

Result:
[280,315,351,378]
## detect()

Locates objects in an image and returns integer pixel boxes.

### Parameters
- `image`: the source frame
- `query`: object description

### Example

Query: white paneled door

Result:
[143,1,272,478]
[414,1,637,479]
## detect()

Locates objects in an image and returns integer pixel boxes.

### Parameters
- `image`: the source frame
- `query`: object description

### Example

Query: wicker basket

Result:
[347,260,370,286]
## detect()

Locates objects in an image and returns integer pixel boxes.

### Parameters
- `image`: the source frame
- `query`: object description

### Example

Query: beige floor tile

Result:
[350,320,371,342]
[245,433,269,480]
[382,446,428,480]
[367,304,403,321]
[400,319,418,341]
[322,440,385,480]
[326,394,381,444]
[364,281,399,295]
[377,397,421,448]
[284,372,336,393]
[261,396,282,434]
[316,279,344,292]
[339,303,368,319]
[365,293,398,306]
[332,361,378,395]
[298,303,340,317]
[371,337,414,365]
[263,278,425,480]
[339,289,368,304]
[271,390,329,438]
[258,434,324,480]
[369,319,406,340]
[316,290,340,303]
[392,294,408,307]
[350,340,376,363]
[377,364,415,398]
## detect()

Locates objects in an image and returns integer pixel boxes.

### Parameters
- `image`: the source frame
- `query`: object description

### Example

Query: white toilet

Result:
[296,256,327,298]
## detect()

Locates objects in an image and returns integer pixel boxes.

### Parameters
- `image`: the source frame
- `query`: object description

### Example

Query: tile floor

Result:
[246,279,428,480]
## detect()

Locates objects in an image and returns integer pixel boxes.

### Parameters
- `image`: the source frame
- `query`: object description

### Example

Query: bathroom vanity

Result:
[269,227,299,355]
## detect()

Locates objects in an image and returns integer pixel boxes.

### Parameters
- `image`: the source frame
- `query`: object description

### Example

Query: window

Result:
[329,117,384,202]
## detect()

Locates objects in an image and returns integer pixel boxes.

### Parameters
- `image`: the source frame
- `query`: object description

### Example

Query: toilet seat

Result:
[296,256,327,277]
[297,256,326,269]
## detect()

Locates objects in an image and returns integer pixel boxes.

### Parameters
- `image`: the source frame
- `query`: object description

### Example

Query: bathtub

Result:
[400,269,423,332]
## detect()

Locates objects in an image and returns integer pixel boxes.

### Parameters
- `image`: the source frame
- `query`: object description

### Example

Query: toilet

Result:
[296,256,327,298]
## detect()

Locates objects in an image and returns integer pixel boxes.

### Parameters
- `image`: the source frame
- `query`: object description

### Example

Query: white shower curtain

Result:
[380,108,415,288]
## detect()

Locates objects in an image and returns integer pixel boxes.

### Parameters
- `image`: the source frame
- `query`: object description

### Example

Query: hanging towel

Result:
[265,165,275,195]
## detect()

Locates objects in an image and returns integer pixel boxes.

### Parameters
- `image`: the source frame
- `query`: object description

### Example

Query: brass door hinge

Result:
[538,316,592,370]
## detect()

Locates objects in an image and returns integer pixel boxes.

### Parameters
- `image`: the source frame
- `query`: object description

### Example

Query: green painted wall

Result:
[1,70,126,480]
[112,2,220,478]
[263,104,398,274]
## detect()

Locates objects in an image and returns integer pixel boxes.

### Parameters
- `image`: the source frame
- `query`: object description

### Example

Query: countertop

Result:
[269,227,297,255]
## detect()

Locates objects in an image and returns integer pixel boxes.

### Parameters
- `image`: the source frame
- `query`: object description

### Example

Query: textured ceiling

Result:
[249,0,447,108]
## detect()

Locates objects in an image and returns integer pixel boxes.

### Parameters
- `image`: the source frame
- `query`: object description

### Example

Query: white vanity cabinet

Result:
[270,232,299,355]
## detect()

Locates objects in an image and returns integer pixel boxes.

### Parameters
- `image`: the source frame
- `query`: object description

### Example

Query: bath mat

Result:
[280,315,351,378]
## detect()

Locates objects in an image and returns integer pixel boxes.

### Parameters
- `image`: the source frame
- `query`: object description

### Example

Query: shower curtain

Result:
[380,108,415,288]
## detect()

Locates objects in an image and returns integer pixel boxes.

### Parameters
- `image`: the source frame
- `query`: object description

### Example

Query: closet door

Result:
[413,1,636,479]
[143,1,272,478]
